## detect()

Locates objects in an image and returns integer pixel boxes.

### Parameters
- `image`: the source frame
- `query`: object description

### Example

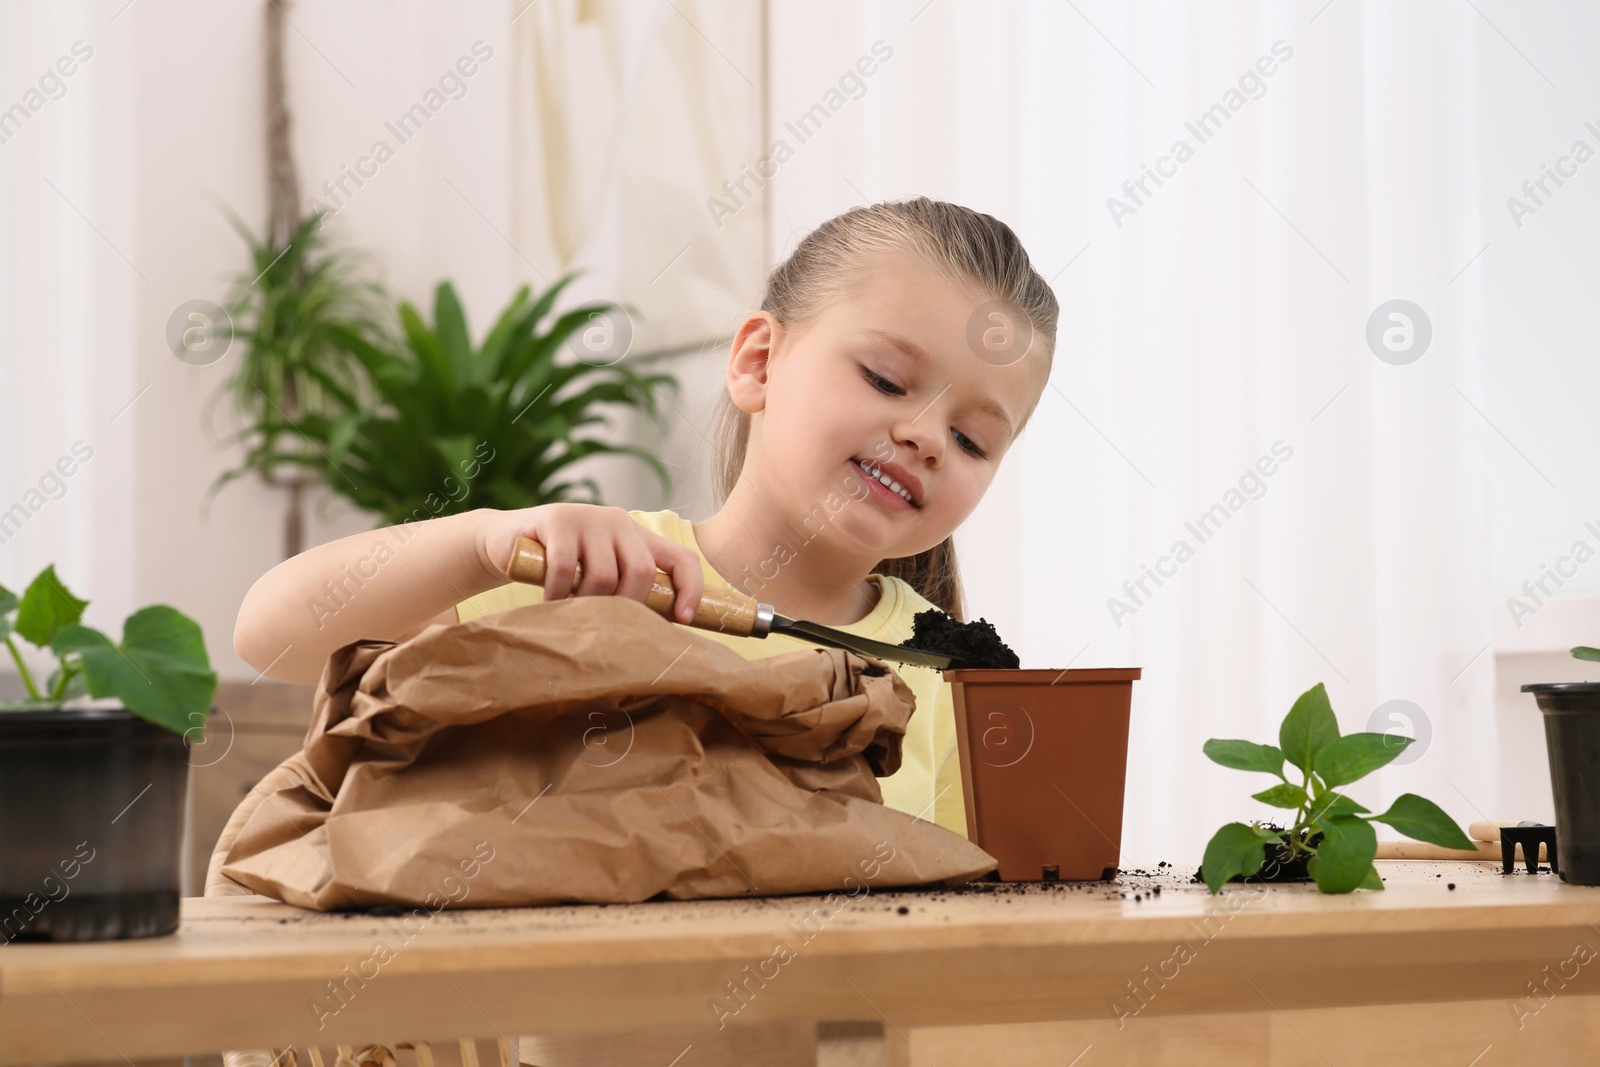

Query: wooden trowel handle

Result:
[507,535,763,637]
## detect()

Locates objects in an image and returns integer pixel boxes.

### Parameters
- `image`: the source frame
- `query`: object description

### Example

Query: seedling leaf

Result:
[1279,682,1339,774]
[1203,738,1286,776]
[46,662,88,703]
[1202,822,1268,894]
[1370,793,1475,850]
[1251,783,1308,809]
[1573,646,1600,662]
[50,606,217,736]
[1306,814,1376,893]
[1313,731,1412,788]
[1309,791,1370,818]
[15,566,88,648]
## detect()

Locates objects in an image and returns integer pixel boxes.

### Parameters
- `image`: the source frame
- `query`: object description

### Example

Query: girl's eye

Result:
[863,368,904,396]
[864,366,988,458]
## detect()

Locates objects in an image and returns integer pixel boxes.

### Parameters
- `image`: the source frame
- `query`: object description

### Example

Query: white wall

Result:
[1474,1,1600,824]
[1477,0,1600,609]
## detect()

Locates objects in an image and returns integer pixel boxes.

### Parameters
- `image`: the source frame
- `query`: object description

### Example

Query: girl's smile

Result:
[851,457,920,509]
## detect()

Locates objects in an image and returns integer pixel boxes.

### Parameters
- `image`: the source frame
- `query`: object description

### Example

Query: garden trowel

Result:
[506,535,954,670]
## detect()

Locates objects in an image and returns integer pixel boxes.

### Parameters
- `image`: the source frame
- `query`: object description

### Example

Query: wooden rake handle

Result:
[506,535,763,637]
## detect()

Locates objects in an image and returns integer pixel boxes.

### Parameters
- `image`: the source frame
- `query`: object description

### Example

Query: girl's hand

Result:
[478,504,706,624]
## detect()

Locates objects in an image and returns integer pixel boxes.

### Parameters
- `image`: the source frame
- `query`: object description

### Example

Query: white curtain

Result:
[510,0,766,350]
[767,0,1494,863]
[0,2,140,681]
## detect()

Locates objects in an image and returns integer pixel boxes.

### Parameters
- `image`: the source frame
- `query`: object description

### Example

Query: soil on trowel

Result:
[898,609,1020,669]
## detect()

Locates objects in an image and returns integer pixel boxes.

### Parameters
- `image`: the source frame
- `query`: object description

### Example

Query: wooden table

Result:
[4,860,1600,1067]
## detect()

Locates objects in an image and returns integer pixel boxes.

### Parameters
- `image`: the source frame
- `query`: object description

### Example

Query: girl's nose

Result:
[892,417,942,468]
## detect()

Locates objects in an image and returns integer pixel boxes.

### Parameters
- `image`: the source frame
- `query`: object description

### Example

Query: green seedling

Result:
[0,565,216,737]
[1573,647,1600,662]
[1200,682,1474,894]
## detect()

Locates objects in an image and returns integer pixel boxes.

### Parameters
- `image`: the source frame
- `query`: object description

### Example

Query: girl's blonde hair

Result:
[710,197,1059,621]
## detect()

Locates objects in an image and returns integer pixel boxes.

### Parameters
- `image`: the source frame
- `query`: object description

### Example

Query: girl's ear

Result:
[726,312,779,414]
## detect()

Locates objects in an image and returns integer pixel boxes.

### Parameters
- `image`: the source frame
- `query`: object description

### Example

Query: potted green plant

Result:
[1520,647,1600,885]
[1,566,217,941]
[1197,683,1474,894]
[220,275,679,525]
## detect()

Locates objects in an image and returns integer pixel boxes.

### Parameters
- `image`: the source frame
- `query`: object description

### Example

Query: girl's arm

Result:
[234,504,706,685]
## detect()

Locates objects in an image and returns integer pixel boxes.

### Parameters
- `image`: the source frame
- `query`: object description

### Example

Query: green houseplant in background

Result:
[233,274,678,525]
[1198,683,1474,894]
[207,211,388,559]
[0,566,217,941]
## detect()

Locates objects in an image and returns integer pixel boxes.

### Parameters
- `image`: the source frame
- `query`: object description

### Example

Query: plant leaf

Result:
[49,606,217,736]
[1370,793,1475,850]
[400,301,453,395]
[1201,822,1268,894]
[47,662,88,702]
[1313,731,1412,788]
[1574,646,1600,662]
[492,274,579,379]
[1202,738,1287,776]
[1309,791,1370,818]
[15,565,88,648]
[1306,814,1377,893]
[1279,682,1340,774]
[1357,864,1385,891]
[1252,783,1309,809]
[0,579,15,645]
[433,282,474,386]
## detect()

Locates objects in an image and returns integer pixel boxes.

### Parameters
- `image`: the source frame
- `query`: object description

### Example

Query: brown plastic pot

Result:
[945,667,1141,881]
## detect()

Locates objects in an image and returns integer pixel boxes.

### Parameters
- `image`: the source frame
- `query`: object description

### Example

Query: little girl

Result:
[235,197,1058,838]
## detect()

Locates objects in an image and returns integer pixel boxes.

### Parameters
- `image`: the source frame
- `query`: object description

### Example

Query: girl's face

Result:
[737,248,1048,563]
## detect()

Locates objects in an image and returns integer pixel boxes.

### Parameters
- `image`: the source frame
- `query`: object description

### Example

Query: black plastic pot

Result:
[0,707,190,941]
[1510,684,1600,883]
[1521,683,1600,886]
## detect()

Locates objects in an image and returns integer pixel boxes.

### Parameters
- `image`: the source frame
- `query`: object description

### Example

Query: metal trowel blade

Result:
[771,616,955,670]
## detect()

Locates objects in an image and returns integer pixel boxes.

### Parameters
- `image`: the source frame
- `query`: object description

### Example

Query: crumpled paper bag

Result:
[217,595,996,908]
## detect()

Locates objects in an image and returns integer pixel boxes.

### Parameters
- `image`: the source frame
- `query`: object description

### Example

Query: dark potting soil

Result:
[898,608,1021,669]
[1191,823,1322,885]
